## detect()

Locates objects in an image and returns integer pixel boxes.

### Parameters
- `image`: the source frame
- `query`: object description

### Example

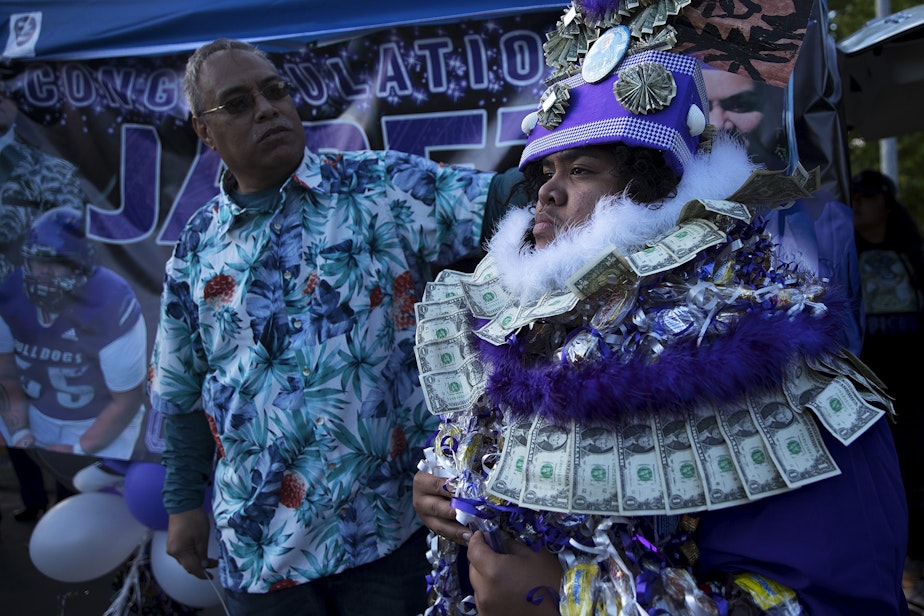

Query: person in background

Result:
[0,207,146,459]
[412,2,908,614]
[147,38,499,616]
[0,89,91,523]
[852,169,924,614]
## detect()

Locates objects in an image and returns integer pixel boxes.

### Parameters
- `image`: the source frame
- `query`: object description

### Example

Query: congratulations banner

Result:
[0,11,563,462]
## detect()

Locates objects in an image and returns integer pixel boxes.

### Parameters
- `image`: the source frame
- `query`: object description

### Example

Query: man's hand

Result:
[467,529,562,616]
[166,508,218,579]
[412,470,471,545]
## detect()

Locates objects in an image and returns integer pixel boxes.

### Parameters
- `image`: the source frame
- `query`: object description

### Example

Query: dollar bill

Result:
[435,268,473,284]
[625,244,677,277]
[747,389,840,488]
[519,417,574,512]
[422,281,466,303]
[461,275,509,318]
[814,349,890,396]
[415,309,471,345]
[816,351,895,418]
[415,331,476,374]
[519,289,580,321]
[805,376,884,446]
[624,219,725,276]
[678,198,753,224]
[654,415,707,513]
[565,245,633,299]
[713,405,788,500]
[781,358,829,412]
[474,289,581,345]
[486,417,534,503]
[724,168,815,207]
[473,303,524,345]
[420,357,486,416]
[616,418,666,514]
[790,162,821,194]
[571,424,621,514]
[687,407,748,509]
[857,389,896,418]
[471,254,501,285]
[414,295,468,321]
[658,219,725,263]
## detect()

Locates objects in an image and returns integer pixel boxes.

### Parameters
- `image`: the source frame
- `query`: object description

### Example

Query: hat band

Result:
[520,115,695,174]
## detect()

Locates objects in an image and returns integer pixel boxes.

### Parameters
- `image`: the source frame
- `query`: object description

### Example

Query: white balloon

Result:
[29,491,148,583]
[72,461,125,492]
[150,527,223,608]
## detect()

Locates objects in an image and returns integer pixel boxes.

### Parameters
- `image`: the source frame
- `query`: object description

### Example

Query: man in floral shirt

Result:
[148,38,495,615]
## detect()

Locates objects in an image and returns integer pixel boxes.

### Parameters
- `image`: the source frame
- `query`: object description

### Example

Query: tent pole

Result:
[875,0,900,191]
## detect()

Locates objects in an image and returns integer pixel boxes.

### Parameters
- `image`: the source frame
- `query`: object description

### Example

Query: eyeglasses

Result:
[711,90,762,114]
[198,81,292,117]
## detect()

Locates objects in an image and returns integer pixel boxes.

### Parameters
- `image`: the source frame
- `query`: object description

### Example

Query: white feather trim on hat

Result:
[487,135,757,304]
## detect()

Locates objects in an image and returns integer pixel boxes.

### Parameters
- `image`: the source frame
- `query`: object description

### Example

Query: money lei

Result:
[418,209,891,614]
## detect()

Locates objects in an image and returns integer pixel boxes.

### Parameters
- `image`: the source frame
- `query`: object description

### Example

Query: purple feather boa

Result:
[478,292,851,426]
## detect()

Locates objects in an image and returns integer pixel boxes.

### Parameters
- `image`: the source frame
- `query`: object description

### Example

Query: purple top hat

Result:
[519,47,708,177]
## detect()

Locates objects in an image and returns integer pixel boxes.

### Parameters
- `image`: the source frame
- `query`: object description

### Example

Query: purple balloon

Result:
[122,462,169,530]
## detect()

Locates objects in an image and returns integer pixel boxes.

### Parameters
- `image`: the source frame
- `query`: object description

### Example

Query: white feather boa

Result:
[486,136,758,304]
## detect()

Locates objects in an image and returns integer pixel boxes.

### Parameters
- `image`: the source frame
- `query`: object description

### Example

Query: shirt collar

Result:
[214,148,323,234]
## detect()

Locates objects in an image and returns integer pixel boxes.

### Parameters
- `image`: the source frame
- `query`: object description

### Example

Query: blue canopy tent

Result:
[0,1,567,60]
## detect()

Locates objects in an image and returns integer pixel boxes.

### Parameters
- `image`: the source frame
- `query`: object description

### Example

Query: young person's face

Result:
[533,147,625,249]
[852,191,889,235]
[191,49,306,193]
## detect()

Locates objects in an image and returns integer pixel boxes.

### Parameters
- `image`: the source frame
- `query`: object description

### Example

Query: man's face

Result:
[191,49,306,193]
[533,147,624,249]
[702,70,764,138]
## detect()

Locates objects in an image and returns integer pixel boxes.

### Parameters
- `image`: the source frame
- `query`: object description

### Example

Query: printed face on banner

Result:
[702,66,789,172]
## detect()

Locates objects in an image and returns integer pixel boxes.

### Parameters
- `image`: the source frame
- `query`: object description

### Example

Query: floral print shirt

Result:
[149,148,492,593]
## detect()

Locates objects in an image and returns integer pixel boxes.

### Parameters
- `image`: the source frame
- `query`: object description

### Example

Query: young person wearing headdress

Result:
[411,1,909,614]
